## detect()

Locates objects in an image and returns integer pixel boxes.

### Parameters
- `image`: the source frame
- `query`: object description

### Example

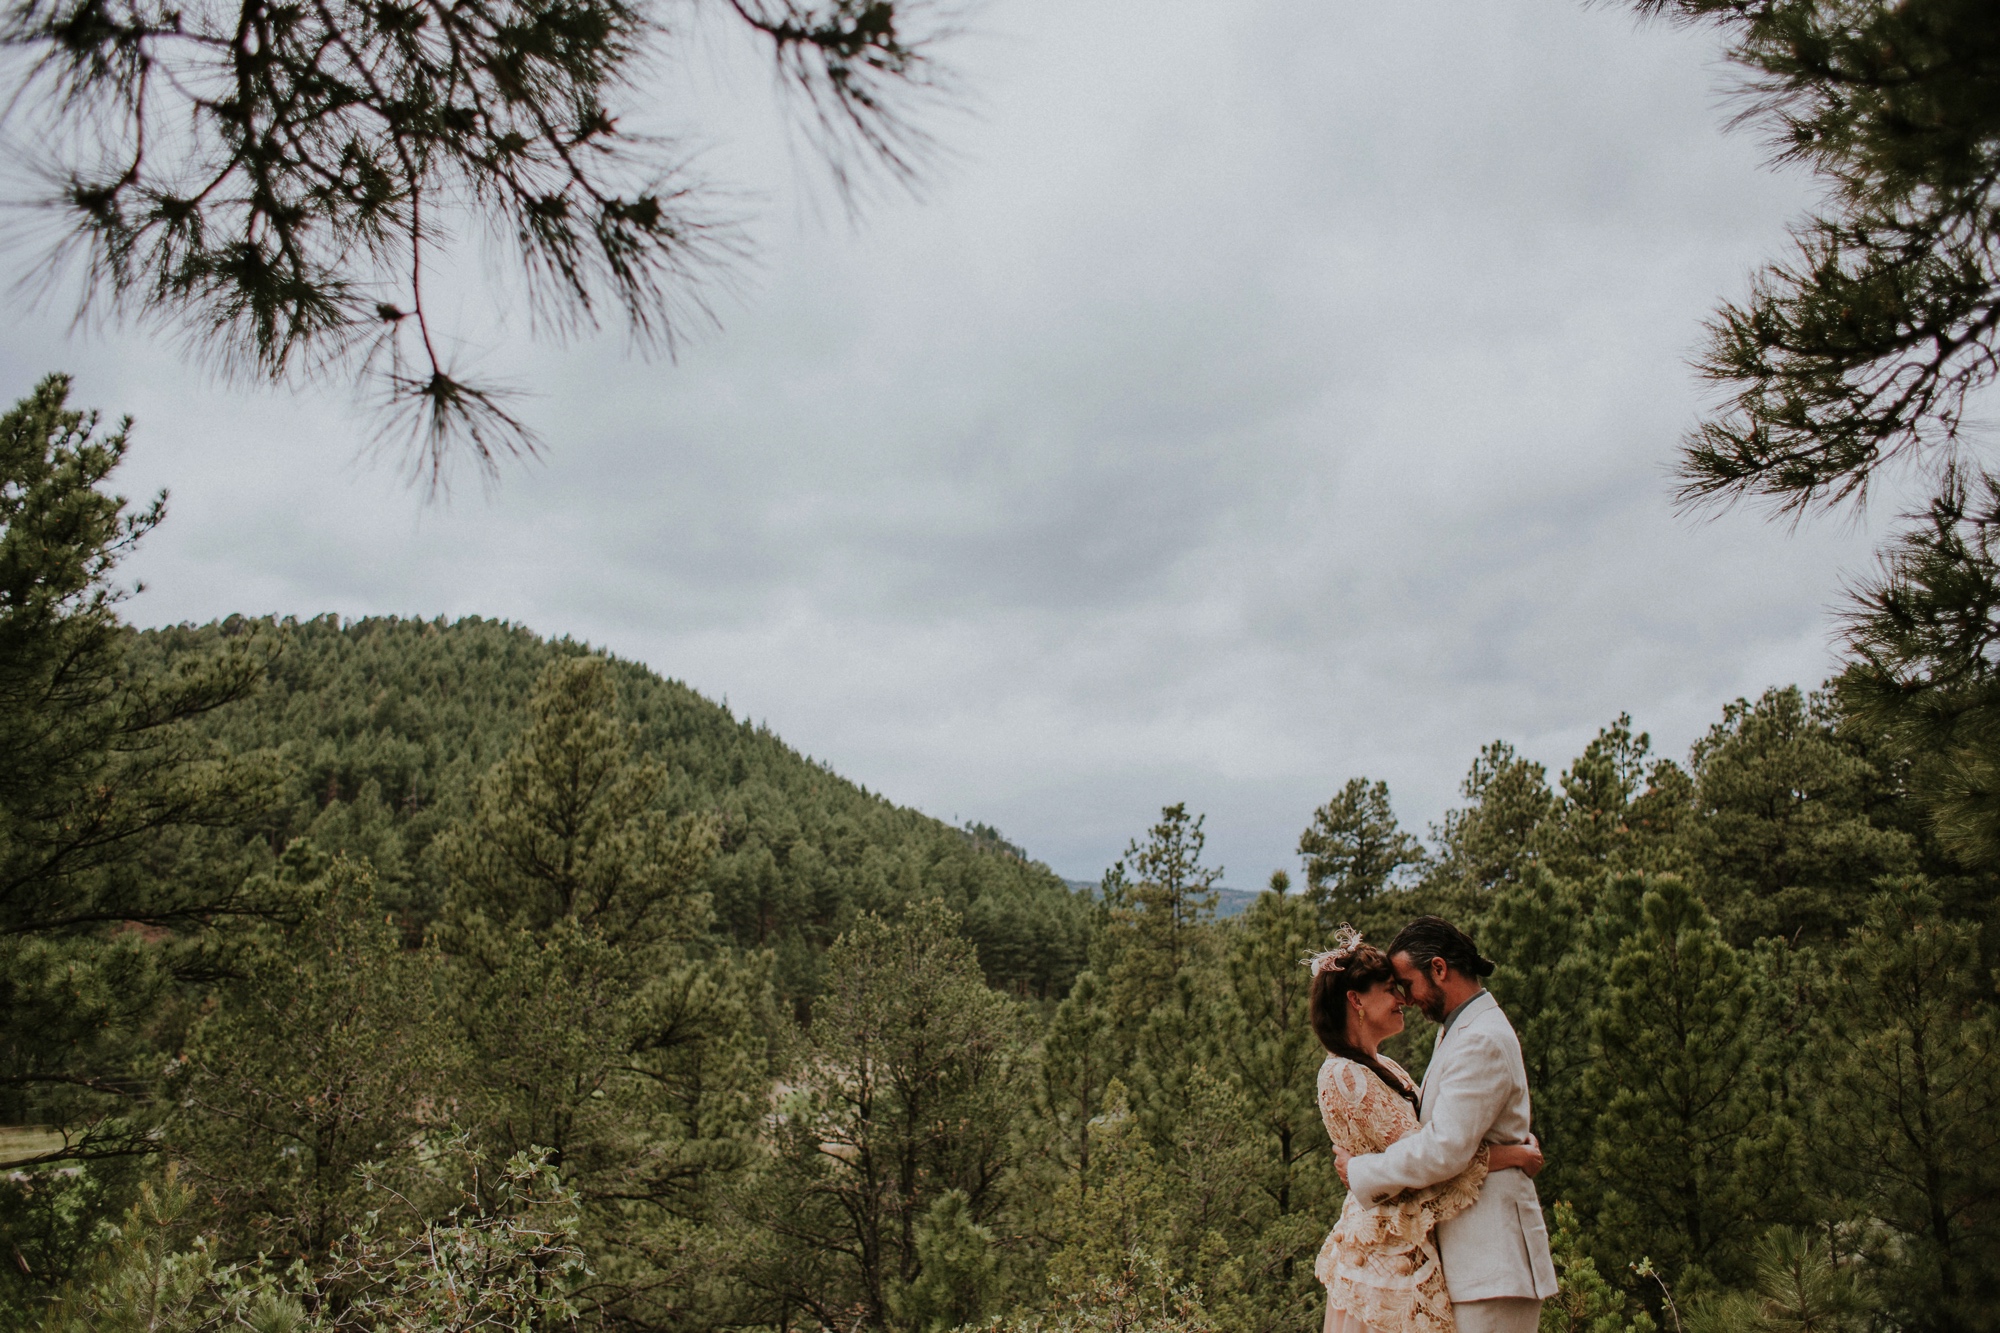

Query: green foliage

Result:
[1101,804,1221,1030]
[895,1190,1002,1333]
[1427,740,1555,903]
[1211,890,1331,1227]
[43,1167,292,1333]
[978,1250,1217,1333]
[0,376,281,1322]
[1039,970,1115,1181]
[1,0,959,471]
[1296,779,1421,937]
[1560,719,1701,880]
[1657,0,2000,875]
[1047,1055,1317,1333]
[0,376,273,1158]
[430,656,764,1327]
[1145,1067,1264,1312]
[1685,1228,1868,1333]
[1542,716,1662,880]
[1476,866,1601,1195]
[47,1146,586,1332]
[139,613,1088,1000]
[1845,472,2000,869]
[1096,803,1223,1098]
[1684,687,1914,944]
[1045,1084,1173,1297]
[1540,1202,1658,1333]
[434,655,719,941]
[1584,877,1793,1291]
[1810,885,2000,1330]
[1654,0,2000,515]
[164,853,461,1261]
[0,1160,128,1326]
[739,900,1026,1330]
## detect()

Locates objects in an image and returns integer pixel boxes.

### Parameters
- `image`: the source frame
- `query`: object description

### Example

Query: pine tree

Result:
[1652,0,2000,518]
[1296,779,1420,938]
[1812,883,2000,1331]
[1584,877,1792,1290]
[742,901,1025,1332]
[1684,687,1914,943]
[0,3,961,471]
[1152,1067,1269,1326]
[1472,865,1602,1202]
[896,1191,1003,1333]
[1542,716,1671,881]
[1539,1201,1658,1333]
[1045,1081,1175,1297]
[1844,473,2000,869]
[433,654,716,946]
[1648,0,2000,861]
[1208,889,1336,1333]
[1213,890,1329,1227]
[1122,971,1228,1168]
[1040,969,1116,1183]
[430,654,765,1328]
[0,375,271,1303]
[1101,804,1221,1052]
[1048,1070,1267,1319]
[1427,742,1554,905]
[162,854,462,1261]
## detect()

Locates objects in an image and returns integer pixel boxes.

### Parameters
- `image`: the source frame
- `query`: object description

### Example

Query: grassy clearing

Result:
[0,1126,66,1166]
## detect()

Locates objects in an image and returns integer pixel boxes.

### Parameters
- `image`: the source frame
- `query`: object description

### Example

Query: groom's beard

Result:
[1414,991,1447,1023]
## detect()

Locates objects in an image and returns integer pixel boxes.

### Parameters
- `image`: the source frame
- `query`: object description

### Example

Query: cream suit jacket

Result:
[1344,990,1559,1304]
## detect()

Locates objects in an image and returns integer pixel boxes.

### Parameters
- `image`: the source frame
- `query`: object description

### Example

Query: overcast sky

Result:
[0,0,1905,885]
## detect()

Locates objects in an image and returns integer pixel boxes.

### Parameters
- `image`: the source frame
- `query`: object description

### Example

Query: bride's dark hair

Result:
[1308,940,1419,1112]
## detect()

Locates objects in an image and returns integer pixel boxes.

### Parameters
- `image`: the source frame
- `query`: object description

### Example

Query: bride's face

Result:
[1348,981,1406,1045]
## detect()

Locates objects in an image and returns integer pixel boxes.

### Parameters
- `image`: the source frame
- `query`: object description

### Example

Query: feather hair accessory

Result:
[1302,923,1366,976]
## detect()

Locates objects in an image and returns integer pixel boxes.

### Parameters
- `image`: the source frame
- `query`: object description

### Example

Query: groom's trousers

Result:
[1452,1298,1542,1333]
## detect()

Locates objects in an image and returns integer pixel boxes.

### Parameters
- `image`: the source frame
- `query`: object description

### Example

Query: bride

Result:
[1308,928,1542,1333]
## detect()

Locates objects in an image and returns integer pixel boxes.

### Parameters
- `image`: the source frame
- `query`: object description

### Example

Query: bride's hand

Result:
[1488,1136,1544,1177]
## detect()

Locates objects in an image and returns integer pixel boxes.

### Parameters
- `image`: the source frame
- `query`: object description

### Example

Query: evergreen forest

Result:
[3,374,1997,1333]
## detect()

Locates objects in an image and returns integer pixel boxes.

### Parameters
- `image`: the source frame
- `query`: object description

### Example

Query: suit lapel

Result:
[1419,1024,1445,1118]
[1420,991,1495,1119]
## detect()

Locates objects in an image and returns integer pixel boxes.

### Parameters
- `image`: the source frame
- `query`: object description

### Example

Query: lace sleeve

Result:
[1411,1143,1489,1225]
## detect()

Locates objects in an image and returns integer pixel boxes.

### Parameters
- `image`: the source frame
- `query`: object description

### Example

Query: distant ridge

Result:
[1063,878,1263,919]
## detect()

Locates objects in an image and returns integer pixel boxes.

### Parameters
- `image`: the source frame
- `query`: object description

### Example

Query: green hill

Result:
[134,615,1090,999]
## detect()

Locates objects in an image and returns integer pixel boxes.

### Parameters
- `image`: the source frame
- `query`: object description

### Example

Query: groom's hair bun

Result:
[1387,916,1495,979]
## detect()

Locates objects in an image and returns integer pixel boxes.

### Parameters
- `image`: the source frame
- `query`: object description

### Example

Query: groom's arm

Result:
[1346,1031,1513,1204]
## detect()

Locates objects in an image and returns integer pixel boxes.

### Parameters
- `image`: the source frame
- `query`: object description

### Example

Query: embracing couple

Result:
[1309,916,1559,1333]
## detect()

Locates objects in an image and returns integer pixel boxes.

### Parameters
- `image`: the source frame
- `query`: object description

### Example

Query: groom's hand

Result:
[1334,1146,1352,1186]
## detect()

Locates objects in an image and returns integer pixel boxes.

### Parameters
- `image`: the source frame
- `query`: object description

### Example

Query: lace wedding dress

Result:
[1315,1055,1489,1333]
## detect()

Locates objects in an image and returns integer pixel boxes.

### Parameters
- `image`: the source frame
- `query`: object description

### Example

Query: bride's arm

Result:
[1487,1136,1543,1177]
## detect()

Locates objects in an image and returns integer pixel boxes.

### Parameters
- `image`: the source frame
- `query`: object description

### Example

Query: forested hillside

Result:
[132,615,1092,1002]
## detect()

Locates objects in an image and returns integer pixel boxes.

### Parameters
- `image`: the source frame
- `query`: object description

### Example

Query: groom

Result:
[1333,916,1558,1333]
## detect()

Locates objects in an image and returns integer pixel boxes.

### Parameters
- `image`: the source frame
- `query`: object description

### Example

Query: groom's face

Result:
[1390,951,1449,1023]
